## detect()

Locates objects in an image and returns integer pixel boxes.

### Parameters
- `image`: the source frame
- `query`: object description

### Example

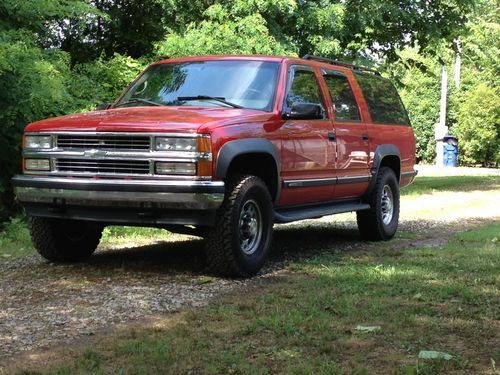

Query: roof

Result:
[152,54,379,75]
[153,55,285,65]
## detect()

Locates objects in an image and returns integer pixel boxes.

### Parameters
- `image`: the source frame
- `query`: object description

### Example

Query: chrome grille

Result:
[57,135,150,151]
[56,159,150,175]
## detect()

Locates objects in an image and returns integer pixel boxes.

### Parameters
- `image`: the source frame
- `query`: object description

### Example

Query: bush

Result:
[454,83,499,166]
[69,54,147,111]
[0,30,73,220]
[400,68,441,163]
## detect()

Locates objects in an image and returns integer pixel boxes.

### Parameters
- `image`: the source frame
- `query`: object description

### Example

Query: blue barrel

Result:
[443,136,458,167]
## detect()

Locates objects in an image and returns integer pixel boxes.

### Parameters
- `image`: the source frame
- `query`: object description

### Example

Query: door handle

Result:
[362,133,369,141]
[328,132,336,142]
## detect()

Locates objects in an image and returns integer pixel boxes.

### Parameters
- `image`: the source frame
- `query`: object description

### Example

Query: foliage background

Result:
[0,0,498,221]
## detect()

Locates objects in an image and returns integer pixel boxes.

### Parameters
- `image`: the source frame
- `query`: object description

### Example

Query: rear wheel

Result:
[28,217,103,262]
[357,167,400,240]
[205,175,273,277]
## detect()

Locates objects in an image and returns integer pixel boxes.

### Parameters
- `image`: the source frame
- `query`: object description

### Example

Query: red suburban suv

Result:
[13,55,417,276]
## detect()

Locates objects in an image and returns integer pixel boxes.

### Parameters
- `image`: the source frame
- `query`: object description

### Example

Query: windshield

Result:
[115,60,280,111]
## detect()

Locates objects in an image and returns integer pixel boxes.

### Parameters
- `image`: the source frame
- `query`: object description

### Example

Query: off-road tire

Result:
[28,217,103,262]
[357,167,400,241]
[205,175,273,277]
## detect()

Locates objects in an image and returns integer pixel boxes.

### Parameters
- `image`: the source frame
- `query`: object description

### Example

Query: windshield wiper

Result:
[177,95,243,109]
[114,98,165,108]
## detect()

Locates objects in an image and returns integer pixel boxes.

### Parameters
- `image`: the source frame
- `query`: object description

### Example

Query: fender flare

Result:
[215,138,281,200]
[366,144,401,195]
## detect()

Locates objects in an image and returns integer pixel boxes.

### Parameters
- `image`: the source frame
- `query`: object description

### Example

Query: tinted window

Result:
[355,73,409,125]
[286,69,325,114]
[324,72,360,121]
[117,60,279,111]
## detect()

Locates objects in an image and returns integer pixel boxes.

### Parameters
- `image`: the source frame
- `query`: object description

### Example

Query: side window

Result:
[355,72,410,125]
[286,68,325,116]
[323,71,360,121]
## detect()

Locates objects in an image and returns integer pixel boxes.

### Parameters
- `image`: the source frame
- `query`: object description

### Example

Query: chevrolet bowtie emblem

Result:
[84,149,108,158]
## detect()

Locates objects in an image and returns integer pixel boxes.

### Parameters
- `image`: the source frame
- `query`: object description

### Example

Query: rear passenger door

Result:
[322,69,370,199]
[353,72,414,181]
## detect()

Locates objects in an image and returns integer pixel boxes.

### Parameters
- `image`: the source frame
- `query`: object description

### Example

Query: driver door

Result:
[278,65,337,206]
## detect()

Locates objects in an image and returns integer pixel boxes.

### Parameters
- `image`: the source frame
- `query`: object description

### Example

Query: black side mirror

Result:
[283,102,323,120]
[95,103,111,111]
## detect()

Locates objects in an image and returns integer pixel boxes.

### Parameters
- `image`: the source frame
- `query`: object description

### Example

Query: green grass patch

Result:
[100,225,176,247]
[17,221,499,374]
[0,217,33,258]
[401,175,499,196]
[0,220,176,259]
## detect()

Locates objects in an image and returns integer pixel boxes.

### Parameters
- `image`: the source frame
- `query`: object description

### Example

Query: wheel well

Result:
[379,155,401,181]
[226,153,278,201]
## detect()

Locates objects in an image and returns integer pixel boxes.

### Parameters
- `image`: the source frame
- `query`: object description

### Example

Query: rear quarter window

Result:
[355,73,410,125]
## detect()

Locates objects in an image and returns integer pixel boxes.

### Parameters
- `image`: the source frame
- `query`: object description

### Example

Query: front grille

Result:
[57,135,150,151]
[56,159,150,175]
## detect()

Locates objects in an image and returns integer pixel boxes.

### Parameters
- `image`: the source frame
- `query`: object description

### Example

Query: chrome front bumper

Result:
[13,175,224,209]
[12,175,225,225]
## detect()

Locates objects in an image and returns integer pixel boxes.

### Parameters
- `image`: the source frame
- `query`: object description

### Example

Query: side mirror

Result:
[95,103,111,111]
[283,102,323,120]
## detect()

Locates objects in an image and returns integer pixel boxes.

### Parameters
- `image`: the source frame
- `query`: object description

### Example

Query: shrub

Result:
[69,54,147,111]
[454,83,499,166]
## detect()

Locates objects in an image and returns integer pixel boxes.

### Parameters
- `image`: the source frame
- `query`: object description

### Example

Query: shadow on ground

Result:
[68,222,364,276]
[64,213,476,276]
[34,213,479,277]
[90,238,207,275]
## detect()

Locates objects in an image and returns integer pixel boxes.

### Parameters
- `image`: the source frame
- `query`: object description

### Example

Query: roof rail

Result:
[302,54,380,75]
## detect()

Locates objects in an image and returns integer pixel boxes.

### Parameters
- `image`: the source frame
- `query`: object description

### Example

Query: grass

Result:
[0,220,179,259]
[99,226,180,247]
[401,175,499,196]
[0,217,33,258]
[14,221,499,374]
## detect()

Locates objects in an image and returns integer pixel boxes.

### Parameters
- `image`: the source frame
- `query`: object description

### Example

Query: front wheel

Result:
[205,175,273,277]
[357,167,400,240]
[28,217,103,262]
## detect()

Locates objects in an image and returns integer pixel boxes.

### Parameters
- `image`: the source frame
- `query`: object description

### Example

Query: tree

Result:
[448,0,499,166]
[157,0,475,61]
[38,0,212,65]
[156,4,294,57]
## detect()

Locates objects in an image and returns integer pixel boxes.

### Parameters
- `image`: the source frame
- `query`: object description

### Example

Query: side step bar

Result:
[273,200,370,224]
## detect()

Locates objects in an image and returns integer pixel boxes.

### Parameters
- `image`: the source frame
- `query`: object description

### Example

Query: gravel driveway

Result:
[1,174,499,362]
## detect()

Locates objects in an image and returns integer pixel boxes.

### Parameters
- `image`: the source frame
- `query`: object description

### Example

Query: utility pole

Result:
[435,65,448,166]
[454,37,462,88]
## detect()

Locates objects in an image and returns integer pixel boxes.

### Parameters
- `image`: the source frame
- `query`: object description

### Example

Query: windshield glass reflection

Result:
[116,60,280,111]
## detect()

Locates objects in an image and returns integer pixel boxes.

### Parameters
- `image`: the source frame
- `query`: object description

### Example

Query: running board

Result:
[273,200,370,224]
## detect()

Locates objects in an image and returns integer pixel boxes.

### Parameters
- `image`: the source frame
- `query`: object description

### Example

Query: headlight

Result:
[25,158,51,171]
[155,137,197,152]
[25,135,52,149]
[155,162,196,175]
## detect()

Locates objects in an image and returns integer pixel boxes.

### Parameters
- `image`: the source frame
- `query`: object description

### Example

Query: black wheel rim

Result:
[238,199,263,255]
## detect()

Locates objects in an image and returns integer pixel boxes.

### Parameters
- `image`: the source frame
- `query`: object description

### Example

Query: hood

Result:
[25,106,276,133]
